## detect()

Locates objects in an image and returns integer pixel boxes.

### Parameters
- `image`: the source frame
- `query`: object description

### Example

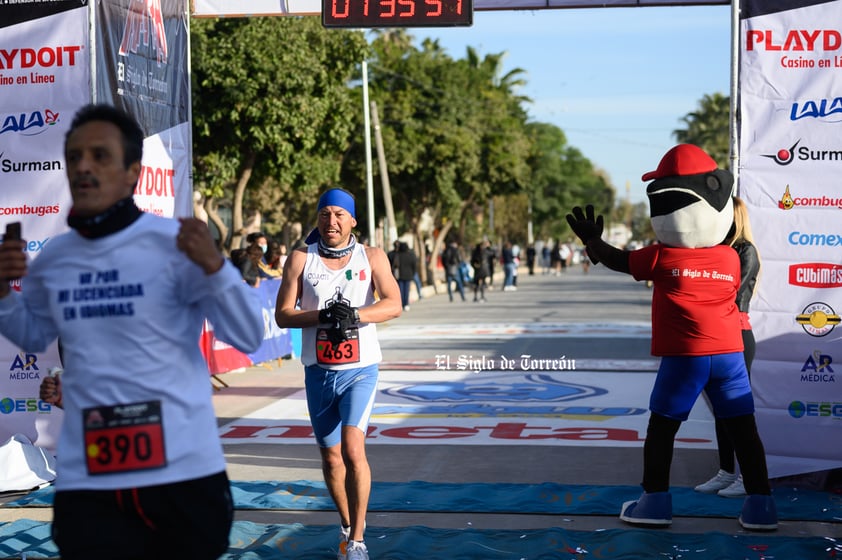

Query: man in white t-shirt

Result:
[275,188,401,560]
[0,104,264,559]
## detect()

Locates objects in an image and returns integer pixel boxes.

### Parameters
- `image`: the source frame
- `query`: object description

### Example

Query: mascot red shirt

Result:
[630,244,742,356]
[630,143,742,356]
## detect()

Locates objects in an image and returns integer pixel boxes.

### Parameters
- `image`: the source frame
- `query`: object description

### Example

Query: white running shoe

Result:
[346,540,369,560]
[337,526,350,560]
[718,475,746,498]
[694,469,738,494]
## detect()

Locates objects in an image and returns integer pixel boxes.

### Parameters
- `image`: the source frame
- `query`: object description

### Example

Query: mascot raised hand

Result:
[566,144,777,531]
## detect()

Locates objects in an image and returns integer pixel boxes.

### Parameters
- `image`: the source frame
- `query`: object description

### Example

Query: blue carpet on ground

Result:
[1,519,839,560]
[4,480,841,522]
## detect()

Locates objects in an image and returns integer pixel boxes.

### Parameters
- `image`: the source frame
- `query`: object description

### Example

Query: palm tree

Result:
[673,92,730,169]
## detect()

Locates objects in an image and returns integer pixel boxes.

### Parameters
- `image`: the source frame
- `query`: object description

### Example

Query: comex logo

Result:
[795,302,841,337]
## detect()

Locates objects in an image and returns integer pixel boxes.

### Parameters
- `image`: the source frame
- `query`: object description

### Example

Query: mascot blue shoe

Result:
[619,492,672,526]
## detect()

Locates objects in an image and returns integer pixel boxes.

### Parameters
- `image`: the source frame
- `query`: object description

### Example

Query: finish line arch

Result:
[0,0,839,480]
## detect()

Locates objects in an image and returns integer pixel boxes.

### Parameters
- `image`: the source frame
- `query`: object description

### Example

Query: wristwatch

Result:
[353,308,360,323]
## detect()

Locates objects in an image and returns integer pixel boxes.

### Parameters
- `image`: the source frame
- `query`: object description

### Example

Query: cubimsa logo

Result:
[763,140,842,166]
[789,263,842,288]
[778,185,842,210]
[795,302,840,337]
[0,109,60,137]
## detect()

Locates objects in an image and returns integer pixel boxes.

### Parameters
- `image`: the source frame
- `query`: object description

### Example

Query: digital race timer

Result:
[322,0,472,28]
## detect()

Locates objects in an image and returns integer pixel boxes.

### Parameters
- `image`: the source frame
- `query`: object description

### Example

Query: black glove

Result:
[326,327,348,345]
[319,301,356,325]
[565,205,603,264]
[319,302,359,346]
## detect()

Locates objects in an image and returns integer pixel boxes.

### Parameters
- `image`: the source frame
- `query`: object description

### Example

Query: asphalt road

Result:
[3,264,838,544]
[214,264,838,539]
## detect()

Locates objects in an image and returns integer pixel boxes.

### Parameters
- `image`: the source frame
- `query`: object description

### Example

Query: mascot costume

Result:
[566,144,777,531]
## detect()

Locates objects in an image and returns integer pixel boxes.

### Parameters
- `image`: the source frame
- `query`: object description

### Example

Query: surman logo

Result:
[119,0,168,65]
[763,140,800,166]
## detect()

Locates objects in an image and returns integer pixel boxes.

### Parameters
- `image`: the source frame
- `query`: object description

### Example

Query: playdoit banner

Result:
[738,0,842,478]
[0,0,191,451]
[0,0,89,450]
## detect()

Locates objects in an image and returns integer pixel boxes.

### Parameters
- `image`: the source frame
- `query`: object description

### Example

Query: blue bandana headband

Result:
[304,189,356,246]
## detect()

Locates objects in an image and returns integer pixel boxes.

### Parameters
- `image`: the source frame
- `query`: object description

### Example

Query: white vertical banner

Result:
[739,0,842,478]
[0,1,91,448]
[96,0,193,218]
[0,0,191,450]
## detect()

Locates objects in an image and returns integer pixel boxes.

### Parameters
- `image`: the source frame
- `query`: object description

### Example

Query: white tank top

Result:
[300,243,382,369]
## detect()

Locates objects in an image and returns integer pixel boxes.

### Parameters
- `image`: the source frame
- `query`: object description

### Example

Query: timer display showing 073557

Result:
[322,0,472,28]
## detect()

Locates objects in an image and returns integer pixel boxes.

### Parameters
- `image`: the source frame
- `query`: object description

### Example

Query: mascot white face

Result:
[644,144,734,249]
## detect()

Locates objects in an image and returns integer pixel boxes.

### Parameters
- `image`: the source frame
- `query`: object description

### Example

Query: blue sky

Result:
[410,5,733,204]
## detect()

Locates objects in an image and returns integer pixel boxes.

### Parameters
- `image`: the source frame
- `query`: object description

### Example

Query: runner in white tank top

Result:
[275,189,402,560]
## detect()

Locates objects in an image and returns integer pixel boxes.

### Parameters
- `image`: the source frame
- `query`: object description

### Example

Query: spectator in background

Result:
[0,103,264,559]
[245,231,268,253]
[278,243,289,269]
[232,245,262,287]
[394,242,417,311]
[387,240,400,275]
[541,244,551,275]
[526,244,537,276]
[694,196,761,499]
[550,241,562,275]
[442,240,466,302]
[486,242,498,288]
[501,242,516,291]
[259,239,283,279]
[471,240,491,303]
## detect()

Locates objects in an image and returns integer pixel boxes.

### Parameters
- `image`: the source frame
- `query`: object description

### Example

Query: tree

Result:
[673,92,731,169]
[190,17,369,250]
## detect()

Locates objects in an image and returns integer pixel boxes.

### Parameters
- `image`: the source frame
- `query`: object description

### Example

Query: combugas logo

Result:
[795,302,840,337]
[778,185,842,210]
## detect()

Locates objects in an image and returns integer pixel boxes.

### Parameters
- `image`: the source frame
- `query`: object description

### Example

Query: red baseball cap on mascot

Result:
[642,144,718,182]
